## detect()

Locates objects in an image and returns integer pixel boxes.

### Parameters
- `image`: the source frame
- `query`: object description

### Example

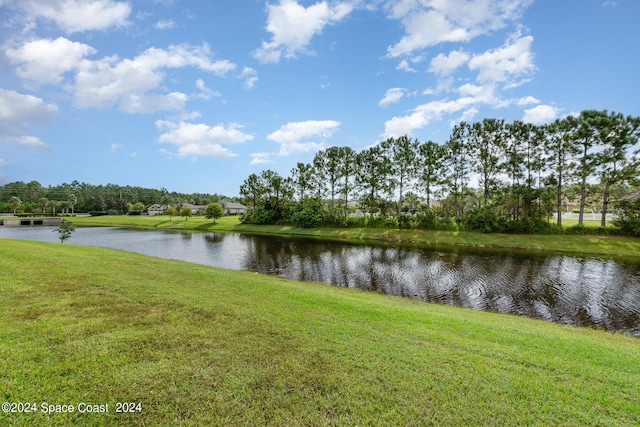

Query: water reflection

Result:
[1,226,639,336]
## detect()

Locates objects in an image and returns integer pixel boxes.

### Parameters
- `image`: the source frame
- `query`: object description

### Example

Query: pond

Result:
[1,226,639,336]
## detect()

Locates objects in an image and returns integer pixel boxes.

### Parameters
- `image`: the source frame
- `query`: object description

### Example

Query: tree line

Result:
[0,181,229,215]
[240,110,640,235]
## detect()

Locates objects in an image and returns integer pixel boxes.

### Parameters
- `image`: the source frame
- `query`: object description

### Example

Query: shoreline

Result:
[67,215,640,261]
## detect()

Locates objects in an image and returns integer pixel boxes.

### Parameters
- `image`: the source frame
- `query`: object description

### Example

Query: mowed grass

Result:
[71,215,640,259]
[0,239,638,426]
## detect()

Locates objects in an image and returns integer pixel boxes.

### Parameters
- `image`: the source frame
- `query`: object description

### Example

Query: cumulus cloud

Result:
[429,49,470,76]
[120,92,188,114]
[379,88,405,107]
[383,97,477,138]
[5,37,97,86]
[250,152,272,165]
[74,43,236,112]
[383,26,537,137]
[523,104,559,125]
[155,120,253,159]
[468,33,535,85]
[14,0,131,33]
[9,135,51,150]
[517,96,540,106]
[253,0,353,63]
[239,67,258,89]
[267,119,339,155]
[194,79,220,100]
[0,89,57,150]
[396,58,417,72]
[386,0,533,58]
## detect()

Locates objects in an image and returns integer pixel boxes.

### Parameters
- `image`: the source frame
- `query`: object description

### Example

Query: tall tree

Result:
[469,119,504,207]
[383,135,419,218]
[313,147,342,212]
[507,120,546,221]
[545,118,579,226]
[338,146,357,223]
[356,146,390,219]
[290,162,314,201]
[9,195,21,215]
[443,123,471,222]
[239,173,263,210]
[572,110,607,224]
[69,193,77,215]
[418,140,445,210]
[597,112,640,226]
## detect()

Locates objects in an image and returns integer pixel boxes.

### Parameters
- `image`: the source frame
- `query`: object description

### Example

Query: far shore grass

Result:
[0,239,638,426]
[68,214,640,260]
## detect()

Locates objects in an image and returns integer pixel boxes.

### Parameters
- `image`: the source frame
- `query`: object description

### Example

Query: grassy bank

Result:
[1,239,639,426]
[70,215,640,259]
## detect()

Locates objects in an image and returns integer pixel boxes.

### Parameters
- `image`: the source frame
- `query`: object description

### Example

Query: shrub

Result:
[291,199,323,228]
[398,214,412,229]
[613,199,640,237]
[463,206,506,233]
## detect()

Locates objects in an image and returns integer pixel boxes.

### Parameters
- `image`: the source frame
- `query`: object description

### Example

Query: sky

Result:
[1,0,639,197]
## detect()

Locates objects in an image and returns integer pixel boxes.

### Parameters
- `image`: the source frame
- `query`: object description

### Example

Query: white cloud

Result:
[396,58,417,72]
[267,119,339,155]
[468,33,535,85]
[194,79,220,100]
[253,0,353,63]
[239,67,258,89]
[16,0,131,33]
[517,96,539,106]
[429,49,470,76]
[74,44,236,111]
[6,37,97,86]
[0,89,57,150]
[155,120,253,159]
[386,0,533,58]
[9,135,51,151]
[120,92,188,114]
[250,152,272,165]
[383,97,477,138]
[379,88,405,107]
[155,19,175,30]
[523,104,559,125]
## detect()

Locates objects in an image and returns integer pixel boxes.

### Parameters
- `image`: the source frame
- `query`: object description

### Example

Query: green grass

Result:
[70,215,640,260]
[1,239,639,426]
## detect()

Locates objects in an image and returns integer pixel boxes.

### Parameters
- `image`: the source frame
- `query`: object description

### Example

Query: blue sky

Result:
[1,0,638,196]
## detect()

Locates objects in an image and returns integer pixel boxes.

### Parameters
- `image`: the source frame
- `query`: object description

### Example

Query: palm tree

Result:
[69,194,77,214]
[10,196,22,215]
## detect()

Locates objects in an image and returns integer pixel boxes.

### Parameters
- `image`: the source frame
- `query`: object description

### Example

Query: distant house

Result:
[181,203,208,215]
[222,202,247,215]
[147,204,173,216]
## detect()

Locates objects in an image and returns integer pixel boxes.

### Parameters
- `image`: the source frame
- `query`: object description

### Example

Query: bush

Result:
[291,199,323,228]
[463,206,506,233]
[398,215,412,229]
[613,199,640,237]
[241,200,288,225]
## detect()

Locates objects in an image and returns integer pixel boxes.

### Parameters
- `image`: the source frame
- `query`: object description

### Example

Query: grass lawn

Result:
[70,215,640,260]
[0,239,638,426]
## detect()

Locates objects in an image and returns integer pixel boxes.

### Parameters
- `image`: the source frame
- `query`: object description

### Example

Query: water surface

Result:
[2,226,639,336]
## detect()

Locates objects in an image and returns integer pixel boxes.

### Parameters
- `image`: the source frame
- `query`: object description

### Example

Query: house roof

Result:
[224,202,247,209]
[617,192,640,202]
